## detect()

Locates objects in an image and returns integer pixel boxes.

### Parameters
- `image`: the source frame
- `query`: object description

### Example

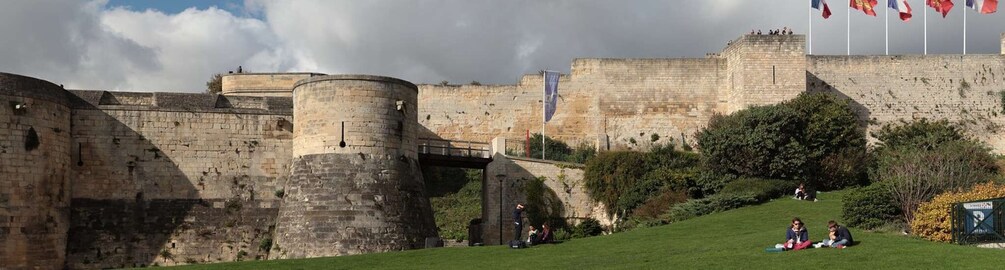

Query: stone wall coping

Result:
[0,72,70,105]
[293,74,418,92]
[809,54,1004,59]
[222,72,326,77]
[504,155,586,169]
[66,89,293,115]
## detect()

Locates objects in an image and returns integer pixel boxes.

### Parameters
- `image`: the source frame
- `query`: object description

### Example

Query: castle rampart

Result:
[0,73,72,270]
[221,73,323,97]
[807,54,1005,152]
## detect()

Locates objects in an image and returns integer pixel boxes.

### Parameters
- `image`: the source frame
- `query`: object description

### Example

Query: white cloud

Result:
[0,0,1002,92]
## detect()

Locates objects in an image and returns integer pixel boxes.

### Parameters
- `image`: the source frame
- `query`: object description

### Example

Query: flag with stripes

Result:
[888,0,913,21]
[967,0,998,14]
[813,0,834,18]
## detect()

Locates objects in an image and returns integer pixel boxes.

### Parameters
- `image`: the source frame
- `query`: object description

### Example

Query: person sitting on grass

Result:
[816,221,853,248]
[795,183,808,200]
[537,223,554,244]
[527,225,539,246]
[784,217,812,250]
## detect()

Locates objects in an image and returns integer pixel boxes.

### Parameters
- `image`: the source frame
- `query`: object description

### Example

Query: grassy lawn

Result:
[160,191,1005,269]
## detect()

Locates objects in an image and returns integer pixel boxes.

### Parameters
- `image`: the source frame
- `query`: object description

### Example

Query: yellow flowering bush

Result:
[910,182,1005,242]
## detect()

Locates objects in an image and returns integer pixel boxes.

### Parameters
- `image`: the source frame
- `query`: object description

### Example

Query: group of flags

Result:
[811,0,997,20]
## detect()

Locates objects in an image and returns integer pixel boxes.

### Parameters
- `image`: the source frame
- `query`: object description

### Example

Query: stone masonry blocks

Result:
[272,75,436,259]
[0,73,72,270]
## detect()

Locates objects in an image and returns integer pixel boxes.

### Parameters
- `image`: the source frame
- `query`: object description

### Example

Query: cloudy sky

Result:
[1,0,1003,92]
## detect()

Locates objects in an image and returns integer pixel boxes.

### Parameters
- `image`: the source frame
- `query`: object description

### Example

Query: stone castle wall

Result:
[2,33,1005,269]
[807,54,1005,153]
[482,153,609,245]
[63,91,293,268]
[221,73,323,97]
[273,75,436,259]
[417,35,806,150]
[0,73,72,270]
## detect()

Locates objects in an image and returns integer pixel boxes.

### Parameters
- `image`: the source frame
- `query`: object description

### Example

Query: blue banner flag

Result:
[543,71,560,123]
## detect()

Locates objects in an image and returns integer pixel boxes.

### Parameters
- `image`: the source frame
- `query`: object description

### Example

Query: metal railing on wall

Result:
[417,138,491,159]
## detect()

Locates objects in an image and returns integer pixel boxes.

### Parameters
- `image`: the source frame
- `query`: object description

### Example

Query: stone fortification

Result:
[63,91,293,268]
[222,73,323,97]
[417,35,806,150]
[482,152,609,245]
[0,73,72,270]
[272,75,436,259]
[2,33,1005,269]
[807,54,1005,153]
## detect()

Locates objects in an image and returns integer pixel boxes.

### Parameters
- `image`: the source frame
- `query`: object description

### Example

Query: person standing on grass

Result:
[784,217,812,250]
[513,203,525,241]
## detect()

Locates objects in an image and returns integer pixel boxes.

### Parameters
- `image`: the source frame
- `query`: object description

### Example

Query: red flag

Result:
[898,1,913,21]
[928,0,955,17]
[823,1,833,18]
[850,0,879,16]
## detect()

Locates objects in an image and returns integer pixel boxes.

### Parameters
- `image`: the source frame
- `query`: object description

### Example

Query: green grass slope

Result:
[162,191,1005,270]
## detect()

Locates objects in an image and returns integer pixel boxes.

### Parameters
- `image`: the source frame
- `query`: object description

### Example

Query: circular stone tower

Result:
[272,75,436,259]
[0,73,72,269]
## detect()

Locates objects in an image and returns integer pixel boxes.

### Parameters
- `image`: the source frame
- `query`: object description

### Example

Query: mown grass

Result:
[159,191,1005,270]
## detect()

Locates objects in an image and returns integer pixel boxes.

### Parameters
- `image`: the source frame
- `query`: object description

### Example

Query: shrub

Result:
[259,237,272,252]
[529,133,573,161]
[584,151,650,215]
[631,189,689,221]
[719,178,798,202]
[692,170,737,198]
[667,193,759,222]
[566,143,597,164]
[842,183,901,230]
[697,92,866,190]
[584,145,700,216]
[872,119,966,151]
[911,182,1005,242]
[572,218,604,238]
[875,140,999,222]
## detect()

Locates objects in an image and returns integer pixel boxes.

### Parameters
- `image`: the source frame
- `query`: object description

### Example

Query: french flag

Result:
[888,0,913,21]
[967,0,998,14]
[813,0,833,18]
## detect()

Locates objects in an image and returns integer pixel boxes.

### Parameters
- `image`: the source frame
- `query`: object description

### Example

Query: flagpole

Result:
[847,3,850,55]
[885,2,889,55]
[924,3,928,55]
[809,1,812,55]
[964,4,967,55]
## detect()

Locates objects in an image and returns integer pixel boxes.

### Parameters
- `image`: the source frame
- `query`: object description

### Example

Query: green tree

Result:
[206,73,223,94]
[528,133,573,161]
[870,119,998,222]
[696,92,867,190]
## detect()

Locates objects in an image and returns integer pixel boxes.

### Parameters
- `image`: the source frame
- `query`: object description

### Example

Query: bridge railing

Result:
[418,138,491,159]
